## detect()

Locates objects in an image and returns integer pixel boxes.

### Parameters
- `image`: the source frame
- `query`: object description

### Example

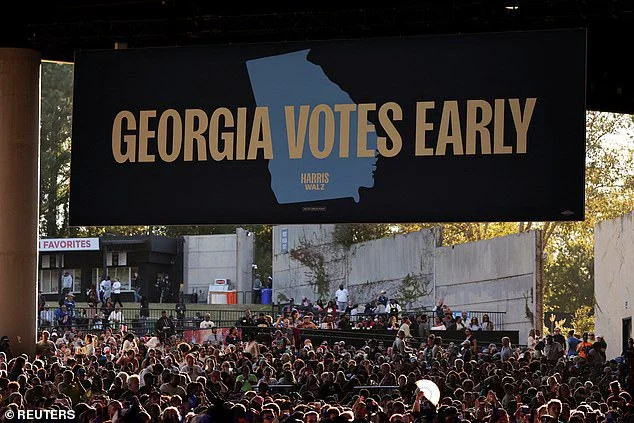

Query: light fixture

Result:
[505,0,520,10]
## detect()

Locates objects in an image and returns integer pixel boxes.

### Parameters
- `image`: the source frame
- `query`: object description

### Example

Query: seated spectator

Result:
[481,313,494,330]
[468,316,481,331]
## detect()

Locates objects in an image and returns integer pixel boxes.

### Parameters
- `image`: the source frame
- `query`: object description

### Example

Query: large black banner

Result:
[70,29,586,225]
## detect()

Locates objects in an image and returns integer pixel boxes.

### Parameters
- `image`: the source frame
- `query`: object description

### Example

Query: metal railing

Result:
[38,305,507,339]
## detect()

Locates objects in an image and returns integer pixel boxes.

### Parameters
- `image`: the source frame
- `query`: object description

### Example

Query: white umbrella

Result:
[415,379,441,406]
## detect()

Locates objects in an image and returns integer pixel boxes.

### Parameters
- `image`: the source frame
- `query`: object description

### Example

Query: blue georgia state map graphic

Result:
[246,49,377,204]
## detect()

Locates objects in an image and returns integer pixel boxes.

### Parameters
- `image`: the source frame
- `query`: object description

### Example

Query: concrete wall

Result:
[273,225,539,341]
[595,211,634,359]
[435,231,539,339]
[183,230,254,303]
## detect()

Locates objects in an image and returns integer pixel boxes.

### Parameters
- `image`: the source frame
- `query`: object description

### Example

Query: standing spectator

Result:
[35,330,57,360]
[139,294,149,319]
[155,310,175,345]
[545,334,564,363]
[577,332,593,359]
[100,275,112,306]
[61,271,73,296]
[132,272,141,302]
[417,314,430,339]
[175,299,186,327]
[108,305,124,331]
[64,292,76,320]
[200,313,215,329]
[567,330,581,356]
[111,278,123,307]
[40,304,54,329]
[500,336,513,362]
[387,298,402,319]
[553,327,567,351]
[376,290,388,314]
[335,284,349,313]
[252,274,262,304]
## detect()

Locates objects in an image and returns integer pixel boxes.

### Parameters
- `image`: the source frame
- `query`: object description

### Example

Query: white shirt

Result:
[112,280,122,294]
[335,288,349,303]
[108,310,123,322]
[200,320,215,329]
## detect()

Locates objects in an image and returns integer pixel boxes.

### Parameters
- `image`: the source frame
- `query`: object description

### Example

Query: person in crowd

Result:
[335,284,349,313]
[61,271,73,296]
[387,298,402,319]
[155,310,175,345]
[252,274,262,304]
[553,326,567,350]
[40,304,54,329]
[453,315,466,331]
[481,313,494,330]
[99,275,113,306]
[577,332,593,359]
[567,329,581,356]
[110,277,123,307]
[108,305,124,331]
[431,316,446,331]
[544,334,565,363]
[200,313,215,329]
[4,310,634,423]
[324,300,338,317]
[468,315,481,331]
[64,292,76,319]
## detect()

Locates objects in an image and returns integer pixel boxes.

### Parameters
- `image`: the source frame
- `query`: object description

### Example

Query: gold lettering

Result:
[493,99,512,154]
[309,104,335,159]
[377,102,402,158]
[415,101,435,156]
[138,110,156,163]
[209,107,235,161]
[285,105,310,159]
[357,103,377,158]
[466,100,492,155]
[157,109,182,162]
[436,101,463,156]
[184,109,208,161]
[247,106,273,160]
[235,107,247,160]
[509,98,536,154]
[334,104,356,158]
[112,110,137,163]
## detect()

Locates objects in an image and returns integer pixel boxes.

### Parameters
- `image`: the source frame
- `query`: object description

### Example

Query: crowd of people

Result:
[2,296,634,423]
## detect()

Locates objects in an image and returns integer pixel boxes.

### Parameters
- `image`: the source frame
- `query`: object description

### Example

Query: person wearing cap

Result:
[64,291,76,319]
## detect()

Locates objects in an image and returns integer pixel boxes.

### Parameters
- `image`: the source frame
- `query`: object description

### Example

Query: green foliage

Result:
[400,273,431,307]
[39,62,74,237]
[544,240,593,314]
[289,237,329,300]
[332,224,395,249]
[570,305,595,335]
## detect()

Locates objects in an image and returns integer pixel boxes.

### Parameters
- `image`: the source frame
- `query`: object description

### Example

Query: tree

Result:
[39,62,73,237]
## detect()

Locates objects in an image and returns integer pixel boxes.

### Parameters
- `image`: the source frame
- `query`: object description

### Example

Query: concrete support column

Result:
[0,49,41,357]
